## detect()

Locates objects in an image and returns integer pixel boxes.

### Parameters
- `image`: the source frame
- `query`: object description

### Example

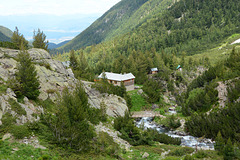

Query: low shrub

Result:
[8,98,26,115]
[194,150,208,158]
[10,124,31,139]
[0,112,16,136]
[184,155,195,160]
[148,129,181,145]
[93,131,120,158]
[168,147,194,157]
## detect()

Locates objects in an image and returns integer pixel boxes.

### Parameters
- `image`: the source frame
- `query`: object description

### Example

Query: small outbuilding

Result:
[176,65,182,71]
[150,68,158,74]
[98,72,135,91]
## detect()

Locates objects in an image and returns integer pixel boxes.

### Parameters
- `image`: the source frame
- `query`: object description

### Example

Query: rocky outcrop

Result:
[216,77,240,107]
[0,88,43,125]
[95,122,131,150]
[82,81,128,117]
[217,81,228,107]
[0,47,76,101]
[0,47,128,121]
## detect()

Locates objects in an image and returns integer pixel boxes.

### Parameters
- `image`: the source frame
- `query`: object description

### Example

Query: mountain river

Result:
[136,117,215,150]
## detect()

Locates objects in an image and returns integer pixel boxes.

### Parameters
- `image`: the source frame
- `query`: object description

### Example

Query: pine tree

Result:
[32,29,49,51]
[223,138,234,160]
[78,50,89,77]
[14,43,40,99]
[100,100,107,122]
[214,131,225,153]
[50,82,95,151]
[11,27,28,49]
[69,49,79,70]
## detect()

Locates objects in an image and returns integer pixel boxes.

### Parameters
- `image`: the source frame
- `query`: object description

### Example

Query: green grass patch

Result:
[0,83,7,95]
[192,150,223,159]
[0,140,59,160]
[0,112,16,136]
[168,147,194,157]
[128,89,149,112]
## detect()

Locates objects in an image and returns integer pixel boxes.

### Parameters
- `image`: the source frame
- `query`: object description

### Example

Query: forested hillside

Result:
[58,0,174,53]
[0,26,13,42]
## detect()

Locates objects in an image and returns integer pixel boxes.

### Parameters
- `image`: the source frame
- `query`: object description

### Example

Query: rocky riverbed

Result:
[136,117,215,150]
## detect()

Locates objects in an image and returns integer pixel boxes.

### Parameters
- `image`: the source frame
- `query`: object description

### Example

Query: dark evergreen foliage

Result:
[42,83,102,152]
[32,29,49,51]
[0,41,18,49]
[9,46,40,99]
[11,27,28,49]
[185,102,240,142]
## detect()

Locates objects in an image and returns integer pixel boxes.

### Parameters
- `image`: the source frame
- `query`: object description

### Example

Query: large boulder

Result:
[82,81,128,117]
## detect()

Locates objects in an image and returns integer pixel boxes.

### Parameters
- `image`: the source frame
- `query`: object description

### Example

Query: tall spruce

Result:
[32,29,49,51]
[14,44,40,99]
[223,138,235,160]
[11,27,28,49]
[214,131,225,153]
[46,82,95,151]
[69,49,79,70]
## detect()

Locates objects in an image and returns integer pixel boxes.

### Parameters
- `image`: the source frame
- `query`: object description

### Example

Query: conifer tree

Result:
[11,27,28,49]
[48,82,95,151]
[69,49,79,70]
[214,131,225,153]
[32,29,49,51]
[12,43,40,99]
[223,138,234,160]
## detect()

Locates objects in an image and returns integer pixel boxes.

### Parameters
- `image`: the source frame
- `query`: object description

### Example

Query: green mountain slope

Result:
[0,26,13,42]
[55,0,240,84]
[58,0,174,53]
[0,32,10,42]
[0,26,13,38]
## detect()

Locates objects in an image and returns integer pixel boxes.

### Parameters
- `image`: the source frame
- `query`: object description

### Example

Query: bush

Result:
[168,147,194,156]
[0,112,16,136]
[93,131,120,158]
[184,155,195,160]
[38,154,51,160]
[8,98,26,115]
[194,150,208,158]
[147,129,181,145]
[11,125,30,139]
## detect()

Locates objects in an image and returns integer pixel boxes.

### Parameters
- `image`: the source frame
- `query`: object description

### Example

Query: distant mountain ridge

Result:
[0,26,13,42]
[48,40,70,49]
[58,0,174,53]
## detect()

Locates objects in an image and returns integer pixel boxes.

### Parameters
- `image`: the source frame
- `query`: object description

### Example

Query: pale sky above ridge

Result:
[0,0,121,16]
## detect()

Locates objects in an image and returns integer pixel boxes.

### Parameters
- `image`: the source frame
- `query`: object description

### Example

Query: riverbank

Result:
[136,117,215,150]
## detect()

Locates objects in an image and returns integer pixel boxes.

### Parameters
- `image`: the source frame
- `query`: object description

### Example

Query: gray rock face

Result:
[82,81,128,117]
[95,122,131,150]
[0,47,128,121]
[0,47,76,101]
[217,81,228,107]
[0,90,43,125]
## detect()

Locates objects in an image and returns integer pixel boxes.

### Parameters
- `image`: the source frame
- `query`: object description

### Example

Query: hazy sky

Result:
[0,0,121,16]
[0,0,121,43]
